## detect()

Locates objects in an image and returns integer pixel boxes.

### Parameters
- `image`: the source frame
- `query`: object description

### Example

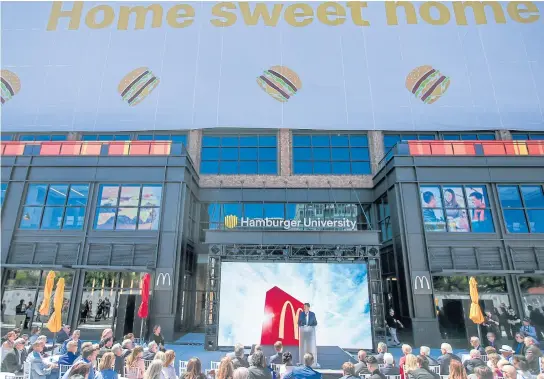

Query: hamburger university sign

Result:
[224,216,357,231]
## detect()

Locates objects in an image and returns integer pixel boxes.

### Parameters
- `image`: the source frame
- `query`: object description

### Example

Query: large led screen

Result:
[218,262,372,349]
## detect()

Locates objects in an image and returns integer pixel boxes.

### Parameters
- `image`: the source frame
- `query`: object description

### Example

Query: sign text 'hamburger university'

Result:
[46,1,540,31]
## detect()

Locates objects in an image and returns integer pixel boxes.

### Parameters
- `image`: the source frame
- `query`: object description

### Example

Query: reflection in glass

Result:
[521,186,544,208]
[99,186,119,206]
[116,208,138,229]
[41,207,64,229]
[119,186,140,206]
[503,209,529,233]
[20,207,43,229]
[422,208,446,231]
[527,210,544,233]
[141,185,162,207]
[469,209,494,233]
[95,208,116,229]
[138,208,159,230]
[498,186,522,208]
[4,270,41,286]
[68,185,89,206]
[63,207,85,229]
[25,184,48,205]
[46,185,68,206]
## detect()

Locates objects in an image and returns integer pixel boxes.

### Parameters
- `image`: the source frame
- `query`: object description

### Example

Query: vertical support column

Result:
[498,130,512,140]
[368,130,384,174]
[188,130,202,172]
[368,253,386,345]
[205,254,221,350]
[279,128,291,176]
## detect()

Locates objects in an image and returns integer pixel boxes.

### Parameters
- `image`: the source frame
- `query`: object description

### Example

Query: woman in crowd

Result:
[279,352,294,379]
[248,351,271,379]
[486,353,502,378]
[233,368,249,379]
[154,352,166,364]
[151,326,165,351]
[99,329,113,349]
[1,331,16,361]
[162,350,177,379]
[143,360,164,379]
[512,333,527,355]
[96,352,118,379]
[217,357,235,379]
[404,354,419,379]
[182,358,206,379]
[448,360,467,379]
[68,362,92,379]
[125,346,145,379]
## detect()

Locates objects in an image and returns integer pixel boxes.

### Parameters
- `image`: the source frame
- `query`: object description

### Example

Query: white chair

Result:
[387,375,401,379]
[144,360,153,370]
[440,375,449,379]
[133,338,141,345]
[210,362,220,370]
[480,355,488,362]
[428,366,440,375]
[58,364,73,378]
[360,375,370,379]
[124,366,141,379]
[270,364,283,373]
[23,362,31,379]
[179,360,189,375]
[96,358,101,367]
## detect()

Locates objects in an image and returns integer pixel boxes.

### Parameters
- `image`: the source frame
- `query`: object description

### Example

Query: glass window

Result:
[512,133,544,140]
[94,184,162,230]
[136,134,187,145]
[377,196,392,242]
[420,185,494,233]
[441,133,496,141]
[293,133,370,175]
[499,185,544,233]
[82,134,131,141]
[1,134,14,141]
[18,134,67,141]
[19,183,90,230]
[200,134,277,175]
[1,183,7,207]
[384,133,436,153]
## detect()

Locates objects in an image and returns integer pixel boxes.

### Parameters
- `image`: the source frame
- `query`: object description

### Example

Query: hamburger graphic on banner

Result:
[257,65,301,103]
[1,70,21,105]
[405,65,450,104]
[118,67,160,107]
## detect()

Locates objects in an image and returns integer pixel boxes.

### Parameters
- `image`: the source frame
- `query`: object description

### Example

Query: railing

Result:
[0,140,188,157]
[378,140,544,171]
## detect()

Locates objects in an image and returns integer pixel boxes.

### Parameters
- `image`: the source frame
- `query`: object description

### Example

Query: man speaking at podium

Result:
[298,303,318,367]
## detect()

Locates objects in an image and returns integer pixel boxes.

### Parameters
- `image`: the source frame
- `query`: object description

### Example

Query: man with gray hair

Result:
[354,350,369,375]
[58,340,79,365]
[463,349,486,374]
[111,344,124,375]
[470,336,485,355]
[419,346,438,366]
[248,351,272,379]
[375,342,388,364]
[437,343,461,375]
[0,338,27,373]
[379,353,400,376]
[227,343,244,359]
[143,341,158,360]
[283,353,321,379]
[122,339,133,358]
[232,343,249,369]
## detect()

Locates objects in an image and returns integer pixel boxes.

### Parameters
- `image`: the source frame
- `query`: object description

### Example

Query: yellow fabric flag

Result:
[39,271,56,316]
[469,277,485,324]
[46,278,65,333]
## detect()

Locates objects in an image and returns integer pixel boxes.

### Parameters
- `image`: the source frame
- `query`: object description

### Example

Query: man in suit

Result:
[284,353,321,379]
[375,342,388,364]
[485,332,501,350]
[419,346,438,366]
[463,350,486,374]
[469,337,486,355]
[232,344,250,369]
[366,356,386,379]
[437,343,461,375]
[379,353,400,376]
[298,303,317,328]
[524,336,543,374]
[354,350,370,375]
[0,338,27,373]
[269,341,283,365]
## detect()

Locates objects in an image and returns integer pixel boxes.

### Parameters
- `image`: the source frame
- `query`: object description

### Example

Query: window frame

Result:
[81,134,131,141]
[497,184,544,234]
[292,132,371,175]
[376,195,392,242]
[511,133,544,141]
[439,132,496,141]
[200,133,278,175]
[93,184,163,231]
[19,183,90,230]
[135,133,188,144]
[1,183,7,208]
[18,134,68,142]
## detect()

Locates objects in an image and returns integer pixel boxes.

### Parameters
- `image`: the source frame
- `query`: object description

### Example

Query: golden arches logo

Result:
[224,215,238,229]
[278,301,303,340]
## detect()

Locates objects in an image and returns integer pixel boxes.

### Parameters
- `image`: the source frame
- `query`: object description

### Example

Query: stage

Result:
[260,345,357,369]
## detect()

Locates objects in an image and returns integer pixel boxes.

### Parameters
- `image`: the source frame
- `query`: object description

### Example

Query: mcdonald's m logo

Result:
[412,272,432,295]
[278,301,303,340]
[224,215,238,229]
[156,273,171,287]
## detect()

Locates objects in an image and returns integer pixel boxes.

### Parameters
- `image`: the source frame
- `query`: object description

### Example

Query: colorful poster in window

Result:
[99,186,119,206]
[443,186,469,232]
[465,186,494,233]
[420,186,445,232]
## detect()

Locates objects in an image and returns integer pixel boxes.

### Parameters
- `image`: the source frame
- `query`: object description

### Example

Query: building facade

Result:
[1,129,543,347]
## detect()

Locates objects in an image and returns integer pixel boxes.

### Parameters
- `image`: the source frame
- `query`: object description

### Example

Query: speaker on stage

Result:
[205,335,217,351]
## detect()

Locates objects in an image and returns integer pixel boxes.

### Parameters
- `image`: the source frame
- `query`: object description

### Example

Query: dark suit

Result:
[423,356,438,366]
[248,366,272,379]
[409,369,435,379]
[143,351,156,360]
[297,312,317,327]
[463,358,486,374]
[369,369,386,379]
[232,356,250,369]
[1,348,27,373]
[269,352,282,365]
[437,353,461,375]
[380,364,400,376]
[354,361,370,375]
[284,366,322,379]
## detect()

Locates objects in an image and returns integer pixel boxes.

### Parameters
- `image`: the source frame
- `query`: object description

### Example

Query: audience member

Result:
[499,346,514,364]
[61,330,82,355]
[154,352,166,364]
[125,346,145,379]
[29,327,41,344]
[151,326,165,351]
[366,356,386,379]
[227,344,244,360]
[162,350,176,379]
[124,334,136,344]
[470,337,485,355]
[232,344,249,370]
[380,353,400,376]
[217,357,235,379]
[485,353,501,378]
[354,350,369,375]
[122,340,134,358]
[400,345,413,379]
[248,345,264,366]
[448,360,467,379]
[340,362,357,379]
[99,329,113,349]
[143,342,158,360]
[233,367,250,379]
[1,338,27,374]
[67,362,91,379]
[248,351,271,379]
[469,366,493,379]
[524,337,543,374]
[500,365,517,379]
[182,358,206,379]
[56,325,71,344]
[406,356,436,379]
[143,360,164,379]
[269,341,284,365]
[520,319,539,341]
[404,354,418,378]
[485,332,501,350]
[26,341,58,379]
[420,346,438,366]
[283,353,321,379]
[375,342,388,364]
[513,356,533,379]
[438,343,461,375]
[513,333,527,355]
[58,340,80,365]
[496,360,510,376]
[279,352,294,379]
[1,331,16,359]
[111,344,124,375]
[463,350,486,374]
[62,345,98,379]
[96,352,118,379]
[484,347,496,356]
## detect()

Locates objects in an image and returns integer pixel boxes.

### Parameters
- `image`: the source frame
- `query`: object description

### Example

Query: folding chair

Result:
[428,366,440,375]
[210,362,220,370]
[23,362,31,379]
[480,355,488,362]
[387,375,401,379]
[144,360,153,370]
[124,366,141,379]
[59,365,73,379]
[179,361,189,375]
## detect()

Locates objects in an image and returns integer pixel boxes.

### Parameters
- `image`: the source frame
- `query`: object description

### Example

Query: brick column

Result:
[188,129,202,172]
[279,128,291,176]
[498,129,512,140]
[368,130,384,174]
